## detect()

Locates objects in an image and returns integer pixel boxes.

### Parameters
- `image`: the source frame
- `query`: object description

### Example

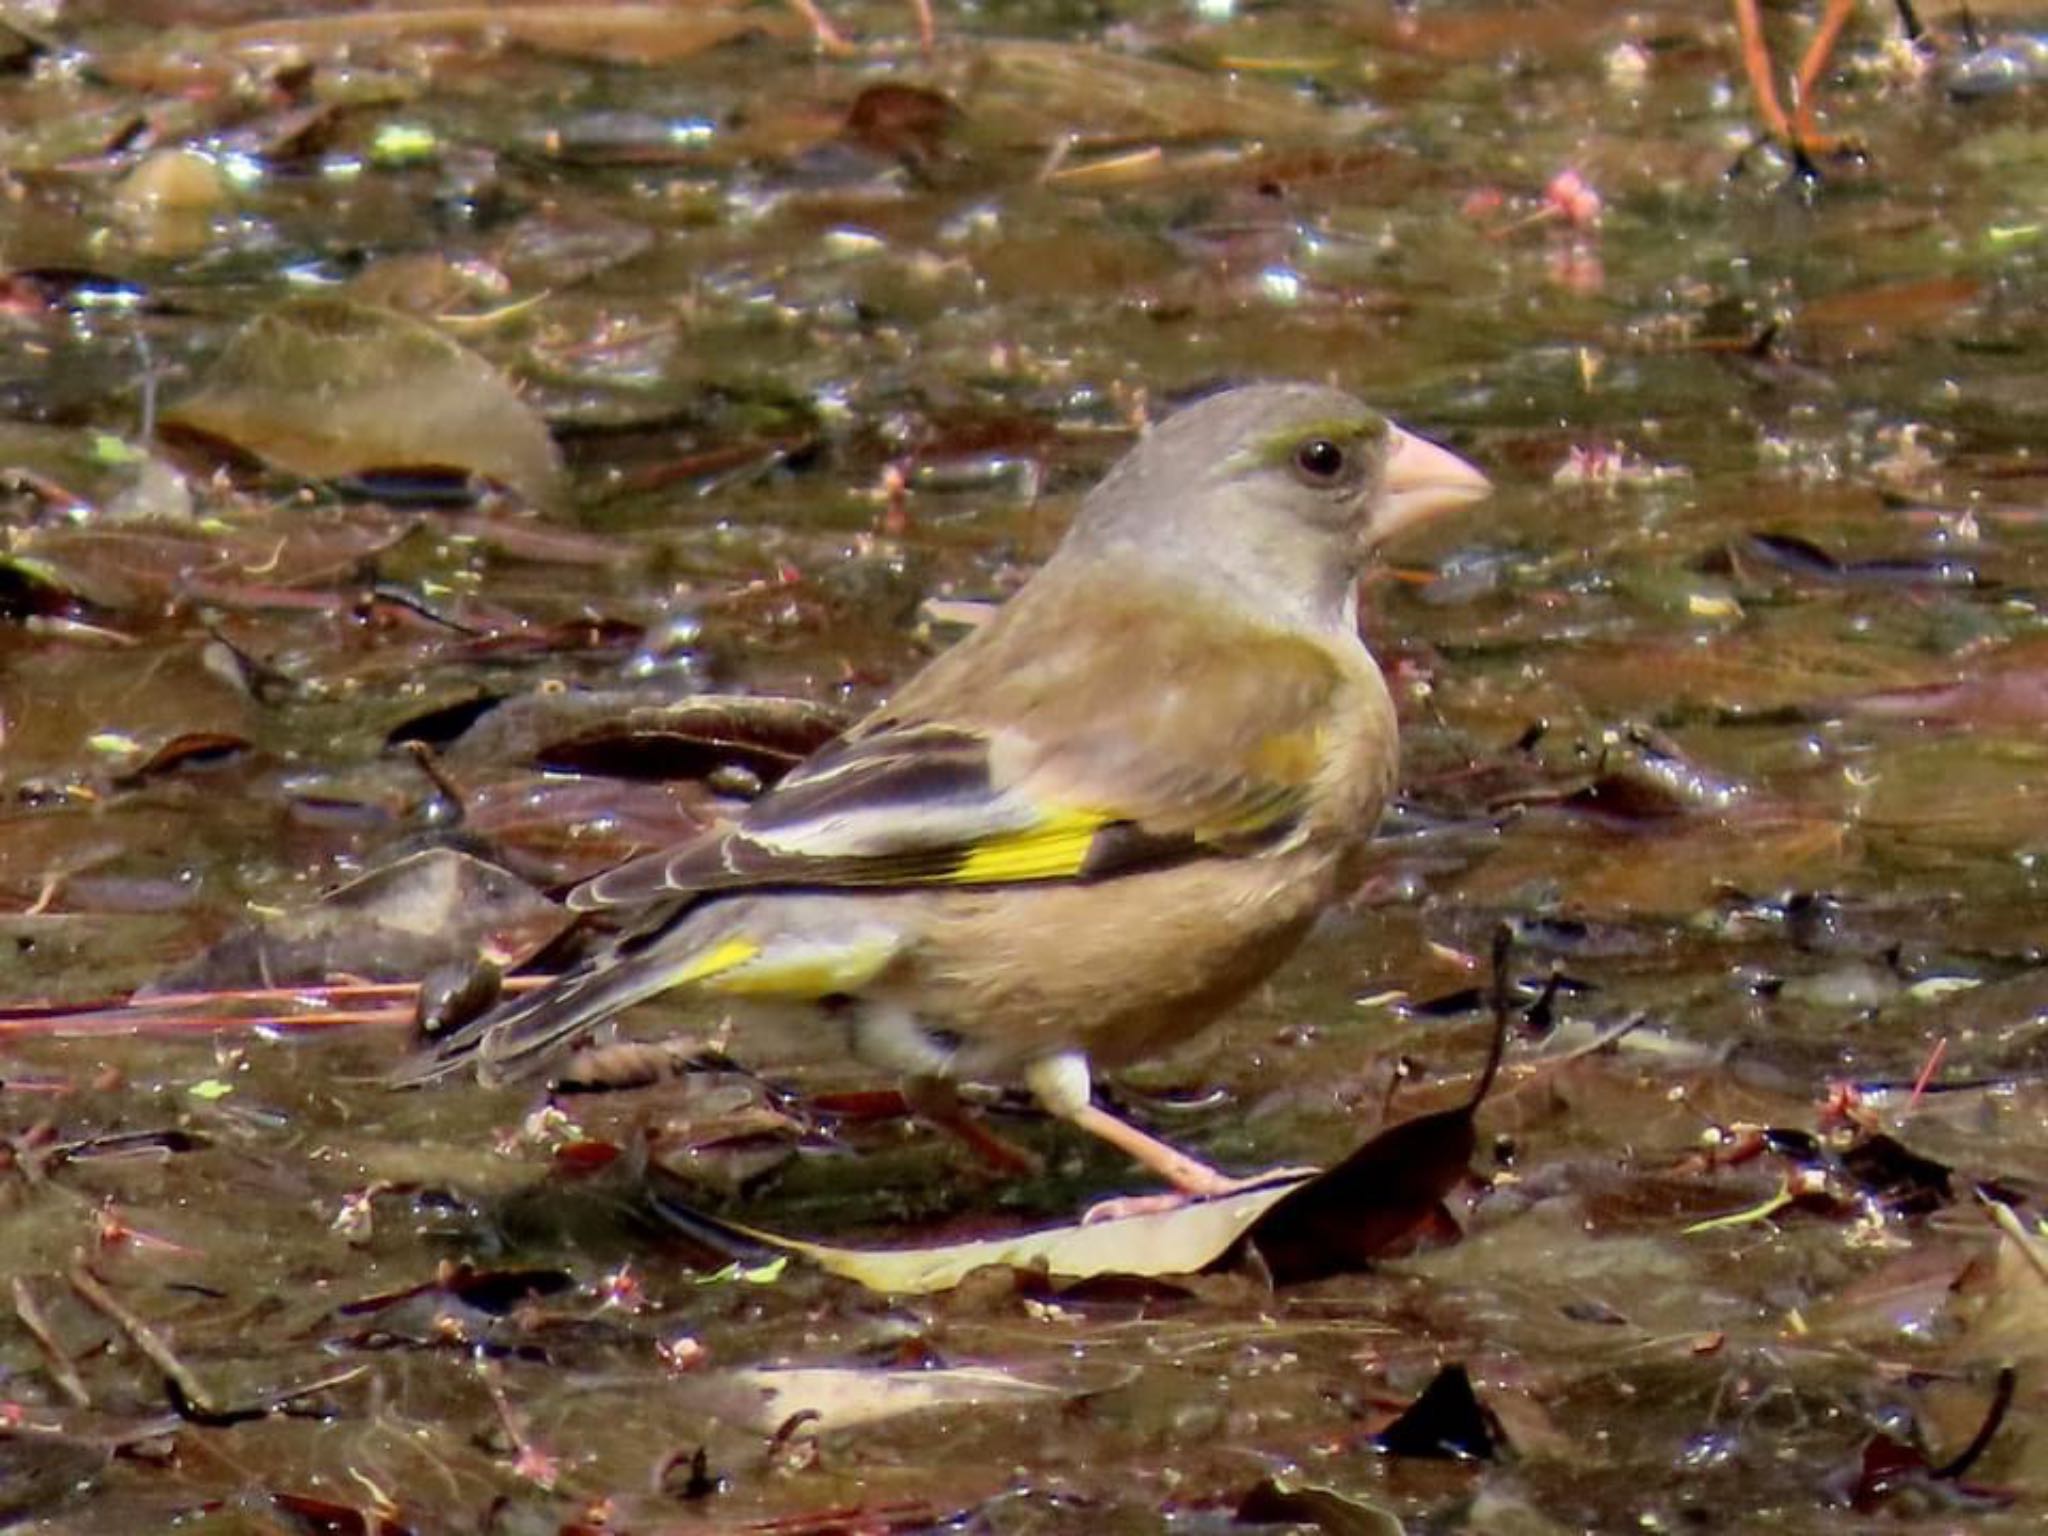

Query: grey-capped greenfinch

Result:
[397,382,1489,1195]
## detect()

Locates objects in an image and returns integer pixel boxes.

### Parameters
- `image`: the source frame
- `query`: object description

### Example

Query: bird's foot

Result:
[1079,1166,1319,1225]
[1728,0,1869,183]
[1729,129,1868,187]
[1080,1190,1200,1224]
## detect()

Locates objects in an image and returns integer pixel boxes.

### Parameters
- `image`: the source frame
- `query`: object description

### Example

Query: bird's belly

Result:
[879,851,1335,1080]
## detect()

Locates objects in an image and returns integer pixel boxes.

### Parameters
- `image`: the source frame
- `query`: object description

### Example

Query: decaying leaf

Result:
[695,1365,1065,1434]
[970,39,1350,143]
[1959,1200,2048,1365]
[423,690,848,782]
[676,1172,1311,1295]
[1236,1477,1406,1535]
[165,296,562,502]
[145,848,567,992]
[104,3,794,81]
[1372,1363,1501,1461]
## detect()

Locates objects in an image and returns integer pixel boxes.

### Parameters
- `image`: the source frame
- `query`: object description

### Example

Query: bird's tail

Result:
[390,915,705,1089]
[390,896,909,1090]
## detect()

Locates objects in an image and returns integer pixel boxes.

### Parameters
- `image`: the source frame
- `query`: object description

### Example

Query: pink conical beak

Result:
[1373,426,1490,545]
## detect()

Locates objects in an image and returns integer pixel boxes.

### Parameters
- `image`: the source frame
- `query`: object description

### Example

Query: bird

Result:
[394,383,1490,1198]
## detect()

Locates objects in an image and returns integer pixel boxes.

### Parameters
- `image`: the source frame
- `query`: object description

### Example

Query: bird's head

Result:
[1070,382,1490,628]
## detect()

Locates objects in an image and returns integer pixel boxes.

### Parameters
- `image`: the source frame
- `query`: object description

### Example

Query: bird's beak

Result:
[1373,426,1490,545]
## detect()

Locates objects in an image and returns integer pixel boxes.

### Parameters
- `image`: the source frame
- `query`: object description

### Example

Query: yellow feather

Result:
[670,935,762,984]
[704,934,901,998]
[1246,727,1325,787]
[949,807,1109,883]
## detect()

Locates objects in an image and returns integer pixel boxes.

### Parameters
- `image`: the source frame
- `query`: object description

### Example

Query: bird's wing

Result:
[573,590,1356,912]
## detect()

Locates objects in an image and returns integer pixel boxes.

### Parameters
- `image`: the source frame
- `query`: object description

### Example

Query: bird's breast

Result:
[1302,643,1401,852]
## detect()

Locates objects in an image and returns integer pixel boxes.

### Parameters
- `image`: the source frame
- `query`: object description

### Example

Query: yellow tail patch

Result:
[701,934,901,998]
[671,935,763,985]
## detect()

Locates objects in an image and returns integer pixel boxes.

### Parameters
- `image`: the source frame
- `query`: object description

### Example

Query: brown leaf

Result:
[145,849,567,992]
[165,296,561,502]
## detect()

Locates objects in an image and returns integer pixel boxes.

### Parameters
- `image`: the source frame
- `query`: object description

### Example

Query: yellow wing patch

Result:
[947,806,1111,884]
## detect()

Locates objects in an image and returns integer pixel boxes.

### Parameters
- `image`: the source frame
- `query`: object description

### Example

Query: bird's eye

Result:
[1292,438,1347,483]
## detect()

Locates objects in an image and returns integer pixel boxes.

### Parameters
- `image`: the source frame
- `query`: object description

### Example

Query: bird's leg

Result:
[1730,0,1862,162]
[1065,1105,1243,1195]
[783,0,937,54]
[784,0,856,54]
[1025,1052,1276,1220]
[1732,0,1798,148]
[900,1074,1042,1177]
[843,1001,1040,1174]
[1790,0,1859,148]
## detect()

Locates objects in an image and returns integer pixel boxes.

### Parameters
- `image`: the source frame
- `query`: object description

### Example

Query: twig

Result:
[11,1277,91,1407]
[67,1259,364,1426]
[67,1261,220,1418]
[0,973,552,1022]
[0,974,557,1040]
[1907,1036,1948,1111]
